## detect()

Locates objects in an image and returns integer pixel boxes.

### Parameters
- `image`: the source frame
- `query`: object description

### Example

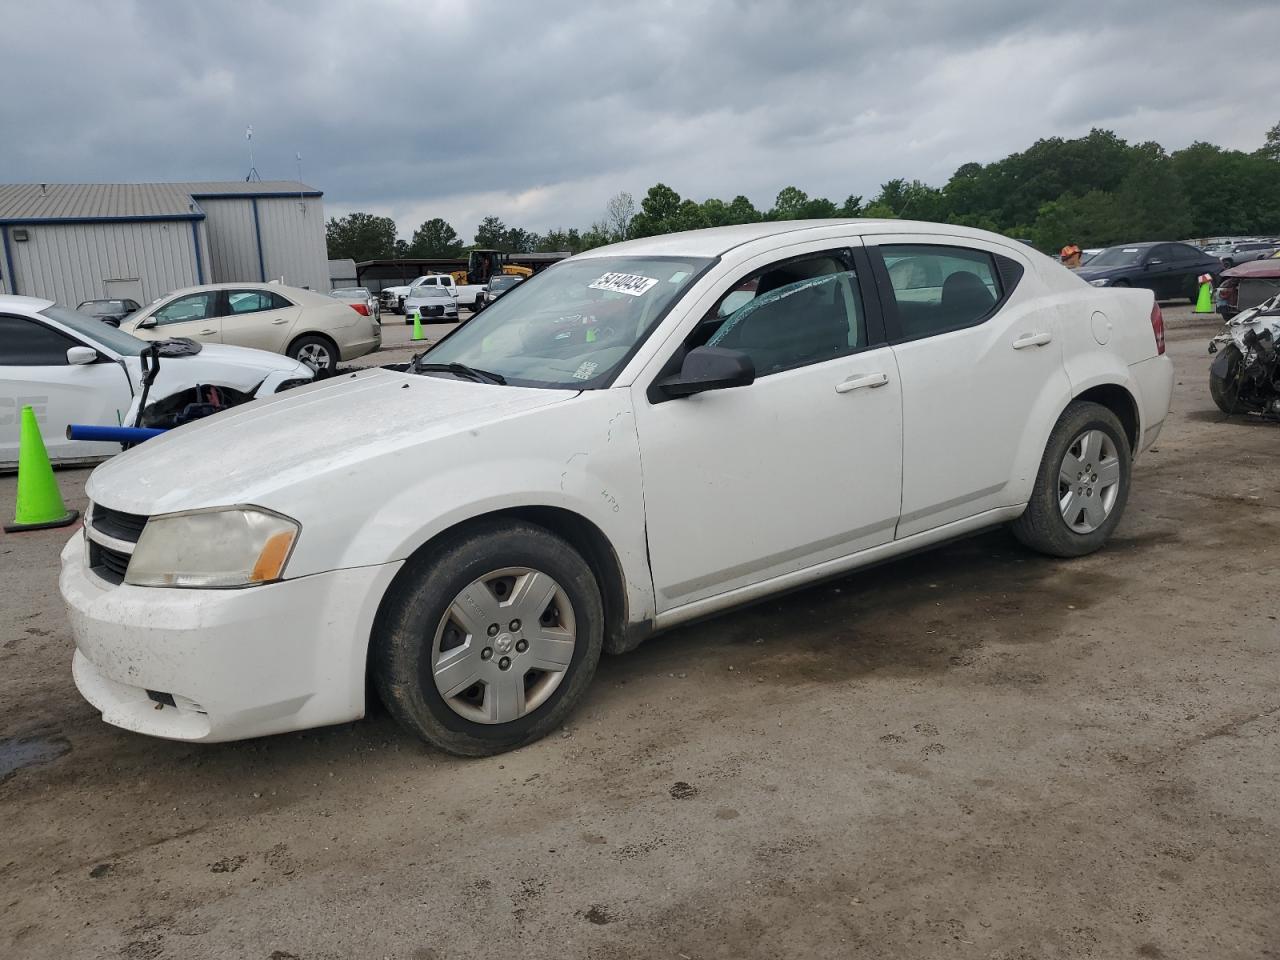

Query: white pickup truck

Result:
[381,274,484,314]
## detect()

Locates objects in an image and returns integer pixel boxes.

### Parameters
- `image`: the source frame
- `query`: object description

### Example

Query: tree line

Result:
[327,123,1280,262]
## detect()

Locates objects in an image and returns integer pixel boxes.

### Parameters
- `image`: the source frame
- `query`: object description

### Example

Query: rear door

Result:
[868,236,1070,538]
[218,289,299,352]
[0,315,131,465]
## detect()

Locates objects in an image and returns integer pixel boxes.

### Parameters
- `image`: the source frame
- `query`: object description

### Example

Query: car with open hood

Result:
[1,294,313,468]
[61,219,1172,756]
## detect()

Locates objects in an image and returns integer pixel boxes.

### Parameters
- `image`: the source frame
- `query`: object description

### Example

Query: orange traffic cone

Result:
[4,406,78,532]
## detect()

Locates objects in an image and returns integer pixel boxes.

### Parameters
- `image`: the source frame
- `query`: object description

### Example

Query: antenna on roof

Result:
[244,125,261,182]
[296,152,305,212]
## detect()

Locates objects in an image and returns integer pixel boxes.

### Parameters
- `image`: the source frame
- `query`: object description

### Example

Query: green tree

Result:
[407,218,463,258]
[325,212,399,261]
[769,186,810,220]
[474,215,508,249]
[838,195,864,217]
[700,197,733,227]
[629,183,683,237]
[1258,120,1280,162]
[726,195,761,224]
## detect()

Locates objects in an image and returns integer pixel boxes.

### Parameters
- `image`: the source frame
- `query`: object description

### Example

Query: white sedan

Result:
[61,220,1173,755]
[1,294,313,468]
[120,282,381,373]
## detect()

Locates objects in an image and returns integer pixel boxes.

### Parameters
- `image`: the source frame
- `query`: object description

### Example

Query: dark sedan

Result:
[1075,242,1220,302]
[76,298,142,326]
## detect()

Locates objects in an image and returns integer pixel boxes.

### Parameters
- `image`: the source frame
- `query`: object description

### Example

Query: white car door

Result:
[870,236,1070,538]
[633,243,903,613]
[0,314,132,466]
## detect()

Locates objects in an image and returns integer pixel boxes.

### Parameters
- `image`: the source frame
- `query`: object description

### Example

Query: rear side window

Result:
[225,291,277,314]
[0,315,76,366]
[879,244,1014,340]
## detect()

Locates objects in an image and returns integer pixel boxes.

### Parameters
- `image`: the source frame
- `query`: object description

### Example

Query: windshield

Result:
[411,286,451,299]
[423,255,712,388]
[490,275,520,291]
[1088,246,1147,268]
[41,305,147,355]
[331,287,369,297]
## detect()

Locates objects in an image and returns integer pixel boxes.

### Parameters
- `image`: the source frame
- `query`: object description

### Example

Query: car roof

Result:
[158,281,329,303]
[0,294,54,312]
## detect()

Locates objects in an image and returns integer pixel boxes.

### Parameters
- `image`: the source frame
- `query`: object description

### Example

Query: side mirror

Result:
[67,346,98,365]
[136,316,157,329]
[657,346,755,399]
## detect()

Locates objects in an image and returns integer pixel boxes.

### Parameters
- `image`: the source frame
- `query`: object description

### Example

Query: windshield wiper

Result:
[413,360,506,385]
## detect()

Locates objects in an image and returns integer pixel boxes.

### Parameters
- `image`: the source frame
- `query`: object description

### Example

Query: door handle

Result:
[835,372,889,394]
[271,318,287,324]
[1012,331,1052,350]
[199,328,217,335]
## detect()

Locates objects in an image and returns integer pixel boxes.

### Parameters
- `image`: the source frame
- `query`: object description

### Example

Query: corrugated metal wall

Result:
[200,199,263,283]
[256,196,329,291]
[6,220,207,305]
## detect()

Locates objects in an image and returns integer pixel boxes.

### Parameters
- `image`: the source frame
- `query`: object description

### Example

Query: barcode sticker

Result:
[588,272,659,297]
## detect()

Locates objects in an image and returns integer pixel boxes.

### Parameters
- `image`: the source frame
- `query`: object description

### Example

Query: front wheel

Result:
[1209,344,1261,415]
[372,520,604,756]
[1011,401,1132,558]
[288,334,338,374]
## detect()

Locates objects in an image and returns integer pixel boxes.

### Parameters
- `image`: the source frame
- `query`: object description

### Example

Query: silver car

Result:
[330,286,379,321]
[402,283,458,324]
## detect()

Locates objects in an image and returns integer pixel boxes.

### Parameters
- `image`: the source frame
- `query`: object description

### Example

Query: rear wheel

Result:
[1011,401,1131,558]
[288,334,338,374]
[372,520,604,756]
[1112,279,1130,288]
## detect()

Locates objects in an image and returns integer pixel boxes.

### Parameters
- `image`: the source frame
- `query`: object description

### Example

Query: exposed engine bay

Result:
[1208,293,1280,419]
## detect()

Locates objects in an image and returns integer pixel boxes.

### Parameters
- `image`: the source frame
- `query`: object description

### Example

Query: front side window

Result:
[422,256,711,388]
[154,292,215,325]
[703,255,864,377]
[225,291,277,315]
[880,244,1001,339]
[0,315,77,366]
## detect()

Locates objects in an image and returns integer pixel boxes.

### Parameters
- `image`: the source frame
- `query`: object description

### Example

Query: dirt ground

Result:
[1,306,1277,960]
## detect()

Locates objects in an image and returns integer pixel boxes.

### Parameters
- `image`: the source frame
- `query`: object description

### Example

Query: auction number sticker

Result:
[588,272,659,297]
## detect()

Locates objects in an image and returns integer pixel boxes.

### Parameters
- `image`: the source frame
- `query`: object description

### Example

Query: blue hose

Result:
[66,424,167,443]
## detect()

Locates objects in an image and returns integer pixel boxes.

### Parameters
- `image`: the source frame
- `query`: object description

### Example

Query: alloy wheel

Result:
[430,567,576,724]
[296,342,332,370]
[1058,429,1121,534]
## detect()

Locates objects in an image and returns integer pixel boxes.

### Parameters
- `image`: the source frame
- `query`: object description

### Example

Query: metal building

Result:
[0,181,328,307]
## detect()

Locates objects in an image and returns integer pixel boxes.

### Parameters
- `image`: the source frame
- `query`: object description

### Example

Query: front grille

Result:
[424,304,444,317]
[91,504,147,543]
[88,540,130,585]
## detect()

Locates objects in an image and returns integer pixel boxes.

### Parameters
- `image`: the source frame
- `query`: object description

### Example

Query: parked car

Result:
[1078,248,1103,266]
[330,286,379,321]
[481,274,524,308]
[381,274,484,314]
[1215,255,1280,318]
[61,220,1172,755]
[1217,240,1280,269]
[402,283,459,324]
[76,298,142,327]
[1075,241,1221,301]
[2,294,313,468]
[117,283,380,374]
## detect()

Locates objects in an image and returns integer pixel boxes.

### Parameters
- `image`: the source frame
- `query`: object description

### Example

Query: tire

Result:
[1209,344,1260,414]
[288,334,338,374]
[1011,401,1132,558]
[372,519,604,756]
[1111,279,1131,288]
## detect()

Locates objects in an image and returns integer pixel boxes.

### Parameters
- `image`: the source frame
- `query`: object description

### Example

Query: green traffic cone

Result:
[1194,278,1214,314]
[412,311,424,341]
[4,406,78,532]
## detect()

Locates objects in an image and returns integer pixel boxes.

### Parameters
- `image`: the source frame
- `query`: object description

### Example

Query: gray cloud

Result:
[2,0,1277,240]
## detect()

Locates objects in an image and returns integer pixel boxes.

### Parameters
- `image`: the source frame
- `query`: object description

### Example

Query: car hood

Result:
[1074,264,1130,281]
[122,342,311,395]
[1222,258,1280,279]
[86,367,577,515]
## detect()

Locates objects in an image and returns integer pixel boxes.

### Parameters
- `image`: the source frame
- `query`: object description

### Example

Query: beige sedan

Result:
[120,283,380,373]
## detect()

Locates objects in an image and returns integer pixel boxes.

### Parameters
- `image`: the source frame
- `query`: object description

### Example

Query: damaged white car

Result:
[61,220,1172,756]
[1,295,313,468]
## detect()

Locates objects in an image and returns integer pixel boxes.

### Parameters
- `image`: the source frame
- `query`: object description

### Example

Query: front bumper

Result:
[60,531,402,742]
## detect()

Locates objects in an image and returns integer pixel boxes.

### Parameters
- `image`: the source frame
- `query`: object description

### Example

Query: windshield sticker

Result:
[573,361,599,380]
[588,272,659,297]
[1122,248,1139,253]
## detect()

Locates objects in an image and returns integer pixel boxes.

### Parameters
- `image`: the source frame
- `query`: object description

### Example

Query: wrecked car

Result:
[1215,254,1280,319]
[1,295,313,468]
[62,221,1172,756]
[1208,291,1280,417]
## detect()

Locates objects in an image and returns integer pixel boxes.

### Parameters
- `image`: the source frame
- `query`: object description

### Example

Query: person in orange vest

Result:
[1060,242,1082,269]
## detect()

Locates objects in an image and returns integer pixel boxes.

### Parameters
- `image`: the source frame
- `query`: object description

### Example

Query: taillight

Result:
[349,302,370,316]
[1150,302,1165,355]
[1220,281,1238,307]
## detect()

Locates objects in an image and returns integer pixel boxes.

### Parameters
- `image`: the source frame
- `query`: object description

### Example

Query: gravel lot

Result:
[1,305,1277,960]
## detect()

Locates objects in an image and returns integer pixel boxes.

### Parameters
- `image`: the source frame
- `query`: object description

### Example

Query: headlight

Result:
[126,507,300,588]
[1089,278,1109,287]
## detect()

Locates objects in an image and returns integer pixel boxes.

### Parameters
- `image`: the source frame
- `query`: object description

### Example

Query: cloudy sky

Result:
[2,0,1277,241]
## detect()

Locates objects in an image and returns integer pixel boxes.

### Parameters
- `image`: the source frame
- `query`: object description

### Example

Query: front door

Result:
[0,314,132,466]
[218,289,298,352]
[870,237,1070,538]
[634,245,903,613]
[128,291,221,344]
